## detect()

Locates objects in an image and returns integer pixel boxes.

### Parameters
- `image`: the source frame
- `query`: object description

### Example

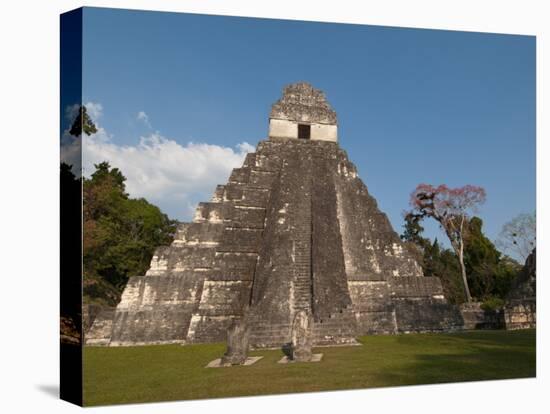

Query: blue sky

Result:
[76,7,535,252]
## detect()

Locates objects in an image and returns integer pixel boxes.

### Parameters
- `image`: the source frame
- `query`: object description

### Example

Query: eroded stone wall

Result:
[504,249,536,330]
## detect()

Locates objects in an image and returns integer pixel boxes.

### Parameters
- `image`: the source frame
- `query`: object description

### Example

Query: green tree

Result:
[83,162,177,306]
[401,217,464,303]
[464,217,520,301]
[401,213,521,304]
[424,240,465,304]
[408,184,486,302]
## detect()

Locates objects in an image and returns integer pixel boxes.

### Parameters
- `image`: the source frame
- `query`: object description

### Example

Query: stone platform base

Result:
[459,302,504,330]
[277,353,323,364]
[206,356,263,368]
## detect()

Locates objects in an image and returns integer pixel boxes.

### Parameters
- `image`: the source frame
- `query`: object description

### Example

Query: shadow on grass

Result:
[370,330,536,386]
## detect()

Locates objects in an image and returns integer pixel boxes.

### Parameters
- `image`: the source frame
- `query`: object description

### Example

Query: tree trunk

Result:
[447,216,472,303]
[458,242,472,302]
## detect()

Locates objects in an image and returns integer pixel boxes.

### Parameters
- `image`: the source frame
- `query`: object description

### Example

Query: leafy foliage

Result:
[83,162,177,306]
[402,216,464,303]
[463,217,520,300]
[401,214,520,304]
[481,297,505,311]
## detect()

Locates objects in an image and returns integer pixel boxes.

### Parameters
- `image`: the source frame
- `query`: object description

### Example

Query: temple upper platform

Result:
[268,82,338,142]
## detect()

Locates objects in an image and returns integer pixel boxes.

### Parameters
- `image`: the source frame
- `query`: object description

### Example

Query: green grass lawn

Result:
[83,329,536,406]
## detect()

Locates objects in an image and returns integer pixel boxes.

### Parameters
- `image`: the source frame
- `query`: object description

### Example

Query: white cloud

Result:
[85,102,103,121]
[60,101,255,219]
[78,105,254,220]
[83,132,254,200]
[64,103,80,122]
[137,111,151,128]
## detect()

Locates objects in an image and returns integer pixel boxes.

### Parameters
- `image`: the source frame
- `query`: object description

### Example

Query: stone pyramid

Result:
[86,82,463,347]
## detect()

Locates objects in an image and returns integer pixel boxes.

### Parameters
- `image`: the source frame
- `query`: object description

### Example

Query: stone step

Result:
[315,320,356,328]
[314,337,359,346]
[250,332,290,338]
[314,328,356,337]
[313,331,356,338]
[316,321,356,329]
[250,327,290,334]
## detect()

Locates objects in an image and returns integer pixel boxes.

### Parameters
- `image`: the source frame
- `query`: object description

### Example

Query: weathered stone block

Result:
[389,276,444,298]
[197,280,252,316]
[460,302,504,330]
[187,315,237,343]
[249,170,277,188]
[504,300,536,330]
[236,188,270,208]
[213,252,258,280]
[395,299,463,333]
[193,202,231,223]
[229,167,251,184]
[229,206,266,229]
[223,184,244,201]
[110,306,195,346]
[173,222,225,245]
[218,228,263,253]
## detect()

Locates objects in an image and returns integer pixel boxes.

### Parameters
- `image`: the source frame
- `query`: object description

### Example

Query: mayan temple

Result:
[86,82,464,348]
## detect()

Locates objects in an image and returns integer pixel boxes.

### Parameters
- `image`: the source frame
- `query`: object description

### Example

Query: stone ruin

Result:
[504,249,536,330]
[86,82,466,348]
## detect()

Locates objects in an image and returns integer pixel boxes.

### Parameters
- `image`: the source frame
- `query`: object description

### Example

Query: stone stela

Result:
[220,312,250,365]
[291,310,313,361]
[86,82,467,350]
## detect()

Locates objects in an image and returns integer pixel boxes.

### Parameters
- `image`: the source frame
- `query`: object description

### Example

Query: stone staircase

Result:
[292,175,313,313]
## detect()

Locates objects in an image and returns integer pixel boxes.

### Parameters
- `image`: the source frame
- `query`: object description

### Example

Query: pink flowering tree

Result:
[408,184,486,302]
